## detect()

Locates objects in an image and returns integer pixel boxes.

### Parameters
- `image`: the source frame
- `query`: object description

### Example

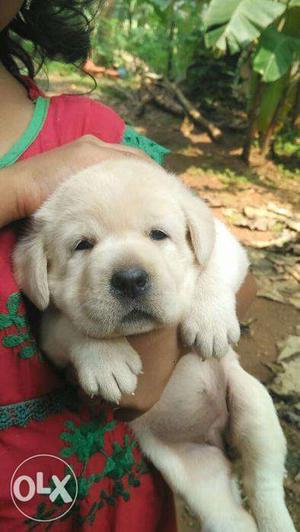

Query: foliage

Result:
[91,0,203,79]
[204,0,285,54]
[203,0,300,161]
[274,126,300,158]
[184,45,240,112]
[83,0,300,163]
[253,26,300,83]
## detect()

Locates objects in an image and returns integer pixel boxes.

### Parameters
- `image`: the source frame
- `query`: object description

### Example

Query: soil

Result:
[134,106,300,532]
[42,73,300,530]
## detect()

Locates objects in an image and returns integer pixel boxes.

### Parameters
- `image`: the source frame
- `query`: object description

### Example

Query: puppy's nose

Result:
[111,268,149,299]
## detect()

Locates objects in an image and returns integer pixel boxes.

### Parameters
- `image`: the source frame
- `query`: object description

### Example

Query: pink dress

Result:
[0,80,176,531]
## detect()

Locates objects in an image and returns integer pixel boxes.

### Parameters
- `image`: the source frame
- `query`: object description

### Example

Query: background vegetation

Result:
[86,0,299,164]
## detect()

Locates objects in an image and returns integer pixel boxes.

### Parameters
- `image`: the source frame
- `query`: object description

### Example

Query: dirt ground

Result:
[43,72,300,530]
[130,105,300,532]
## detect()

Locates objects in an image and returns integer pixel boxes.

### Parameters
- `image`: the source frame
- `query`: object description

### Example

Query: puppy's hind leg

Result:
[225,351,295,532]
[132,431,257,532]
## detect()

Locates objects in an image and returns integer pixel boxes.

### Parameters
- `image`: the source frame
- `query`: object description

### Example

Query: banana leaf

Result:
[253,26,300,82]
[289,0,300,7]
[256,75,288,132]
[203,0,286,53]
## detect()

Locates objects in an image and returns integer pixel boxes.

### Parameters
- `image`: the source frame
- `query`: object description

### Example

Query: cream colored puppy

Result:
[14,159,295,532]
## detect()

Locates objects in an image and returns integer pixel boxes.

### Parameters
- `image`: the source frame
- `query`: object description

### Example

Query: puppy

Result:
[14,159,295,532]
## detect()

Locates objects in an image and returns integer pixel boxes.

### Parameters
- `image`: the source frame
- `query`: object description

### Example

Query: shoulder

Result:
[49,94,125,144]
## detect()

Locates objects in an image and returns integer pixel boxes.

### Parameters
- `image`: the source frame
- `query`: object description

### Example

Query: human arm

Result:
[1,132,256,418]
[0,135,151,228]
[117,272,257,418]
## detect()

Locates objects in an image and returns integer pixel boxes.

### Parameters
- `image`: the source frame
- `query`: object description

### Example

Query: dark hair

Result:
[0,0,99,81]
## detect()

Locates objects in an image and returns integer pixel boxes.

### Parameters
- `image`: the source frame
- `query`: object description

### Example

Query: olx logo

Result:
[10,454,78,522]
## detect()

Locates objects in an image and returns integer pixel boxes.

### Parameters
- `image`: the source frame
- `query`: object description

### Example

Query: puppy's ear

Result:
[181,192,216,266]
[13,223,49,311]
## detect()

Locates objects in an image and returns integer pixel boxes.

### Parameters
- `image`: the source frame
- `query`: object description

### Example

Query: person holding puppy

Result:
[0,0,256,529]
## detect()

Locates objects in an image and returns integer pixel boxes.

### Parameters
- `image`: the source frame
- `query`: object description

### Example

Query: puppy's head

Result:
[14,159,215,337]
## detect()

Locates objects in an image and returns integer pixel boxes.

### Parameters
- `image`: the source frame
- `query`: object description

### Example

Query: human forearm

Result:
[0,148,74,228]
[0,163,29,227]
[118,273,257,418]
[0,136,152,229]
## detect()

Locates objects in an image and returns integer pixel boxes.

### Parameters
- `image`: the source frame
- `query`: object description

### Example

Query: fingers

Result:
[80,134,154,163]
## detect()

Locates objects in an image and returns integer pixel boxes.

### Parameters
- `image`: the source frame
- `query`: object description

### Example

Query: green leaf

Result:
[257,76,287,131]
[253,26,300,82]
[204,0,286,53]
[289,0,300,6]
[149,0,171,11]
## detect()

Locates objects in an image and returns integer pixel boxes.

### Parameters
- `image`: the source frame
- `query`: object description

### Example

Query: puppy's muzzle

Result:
[111,267,150,299]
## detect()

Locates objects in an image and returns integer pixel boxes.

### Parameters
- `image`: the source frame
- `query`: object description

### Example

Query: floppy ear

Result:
[13,224,49,311]
[181,191,216,266]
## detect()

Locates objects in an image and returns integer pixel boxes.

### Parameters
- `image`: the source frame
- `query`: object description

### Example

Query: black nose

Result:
[111,268,149,299]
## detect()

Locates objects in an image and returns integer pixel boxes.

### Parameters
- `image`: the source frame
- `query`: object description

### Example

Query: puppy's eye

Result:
[149,229,169,241]
[74,239,95,251]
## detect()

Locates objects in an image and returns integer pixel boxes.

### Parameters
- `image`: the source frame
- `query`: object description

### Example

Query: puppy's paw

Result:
[181,295,240,359]
[73,341,142,404]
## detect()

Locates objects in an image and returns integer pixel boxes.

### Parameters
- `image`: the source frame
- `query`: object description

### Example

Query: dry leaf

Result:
[277,336,300,361]
[270,358,300,398]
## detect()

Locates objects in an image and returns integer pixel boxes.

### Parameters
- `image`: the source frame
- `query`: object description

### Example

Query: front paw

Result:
[181,298,240,359]
[74,342,143,403]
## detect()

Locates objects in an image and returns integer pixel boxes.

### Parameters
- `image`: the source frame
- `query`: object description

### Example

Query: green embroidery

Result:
[26,503,56,529]
[60,417,117,464]
[0,387,78,431]
[122,125,170,164]
[26,411,149,528]
[0,292,38,359]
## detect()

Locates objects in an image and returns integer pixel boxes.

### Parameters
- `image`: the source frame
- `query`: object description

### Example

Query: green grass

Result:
[274,127,300,158]
[185,165,251,186]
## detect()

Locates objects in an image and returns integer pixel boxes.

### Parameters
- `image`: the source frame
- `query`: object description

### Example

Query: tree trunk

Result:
[291,81,300,127]
[166,1,176,80]
[261,73,293,158]
[260,93,285,157]
[241,81,263,164]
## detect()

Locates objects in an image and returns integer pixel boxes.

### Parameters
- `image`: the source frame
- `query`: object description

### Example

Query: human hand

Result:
[116,273,256,420]
[68,274,256,420]
[20,135,153,218]
[69,326,187,421]
[0,135,152,227]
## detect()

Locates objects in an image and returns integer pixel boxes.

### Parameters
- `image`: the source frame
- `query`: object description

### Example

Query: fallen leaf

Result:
[277,336,300,361]
[266,202,293,218]
[250,230,297,249]
[270,357,300,397]
[288,296,300,310]
[257,287,286,304]
[270,334,300,399]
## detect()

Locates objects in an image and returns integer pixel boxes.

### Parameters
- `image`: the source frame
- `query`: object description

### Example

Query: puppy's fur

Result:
[14,159,295,532]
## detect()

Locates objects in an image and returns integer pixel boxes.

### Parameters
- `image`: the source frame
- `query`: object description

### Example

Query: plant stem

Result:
[241,79,263,164]
[291,81,300,127]
[166,1,176,80]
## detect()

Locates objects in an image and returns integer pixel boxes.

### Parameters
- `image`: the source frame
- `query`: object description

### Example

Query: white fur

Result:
[13,158,295,531]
